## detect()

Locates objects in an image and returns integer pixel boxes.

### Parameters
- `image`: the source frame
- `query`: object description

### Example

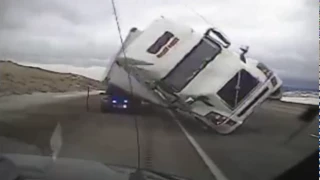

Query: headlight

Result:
[205,112,228,125]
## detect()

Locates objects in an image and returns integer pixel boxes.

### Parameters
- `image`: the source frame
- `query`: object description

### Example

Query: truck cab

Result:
[114,18,282,134]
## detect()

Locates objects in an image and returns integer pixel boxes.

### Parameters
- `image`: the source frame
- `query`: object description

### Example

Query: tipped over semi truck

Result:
[101,17,282,134]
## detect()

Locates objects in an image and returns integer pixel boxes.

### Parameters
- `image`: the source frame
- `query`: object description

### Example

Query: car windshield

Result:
[0,1,317,180]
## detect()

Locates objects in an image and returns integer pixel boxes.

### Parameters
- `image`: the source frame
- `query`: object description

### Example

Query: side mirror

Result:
[240,45,249,63]
[185,96,214,107]
[240,45,249,53]
[185,97,195,104]
[197,96,214,107]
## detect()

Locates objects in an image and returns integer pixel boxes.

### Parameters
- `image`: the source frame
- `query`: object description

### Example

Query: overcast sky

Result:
[0,0,318,88]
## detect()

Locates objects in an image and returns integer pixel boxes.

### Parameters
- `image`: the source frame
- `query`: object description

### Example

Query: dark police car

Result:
[100,84,147,113]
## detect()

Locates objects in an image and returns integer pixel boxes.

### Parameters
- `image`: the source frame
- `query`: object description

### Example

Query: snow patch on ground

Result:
[281,91,318,105]
[54,91,102,98]
[0,91,102,111]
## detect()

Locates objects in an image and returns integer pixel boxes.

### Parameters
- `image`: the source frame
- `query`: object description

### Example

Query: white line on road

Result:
[309,134,318,138]
[168,110,229,180]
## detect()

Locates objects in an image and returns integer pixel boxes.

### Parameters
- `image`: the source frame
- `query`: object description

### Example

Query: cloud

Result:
[0,0,317,88]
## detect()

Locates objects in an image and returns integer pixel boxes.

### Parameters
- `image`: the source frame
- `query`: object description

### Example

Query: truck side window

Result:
[147,31,174,54]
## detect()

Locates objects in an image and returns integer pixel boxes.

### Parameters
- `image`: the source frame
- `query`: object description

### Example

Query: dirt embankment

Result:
[0,60,104,96]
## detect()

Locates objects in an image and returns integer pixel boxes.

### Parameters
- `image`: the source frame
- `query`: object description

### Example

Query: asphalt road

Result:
[0,94,213,180]
[0,94,317,180]
[179,100,318,180]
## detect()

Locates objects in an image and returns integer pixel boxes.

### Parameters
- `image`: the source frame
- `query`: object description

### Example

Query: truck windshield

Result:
[217,69,260,109]
[162,38,221,92]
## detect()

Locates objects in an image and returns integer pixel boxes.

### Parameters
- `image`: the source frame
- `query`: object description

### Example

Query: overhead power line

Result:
[110,0,142,169]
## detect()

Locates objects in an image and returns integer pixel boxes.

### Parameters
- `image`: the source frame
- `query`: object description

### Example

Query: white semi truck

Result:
[103,17,282,134]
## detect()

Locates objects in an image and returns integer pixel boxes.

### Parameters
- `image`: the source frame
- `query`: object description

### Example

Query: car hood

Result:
[2,154,190,180]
